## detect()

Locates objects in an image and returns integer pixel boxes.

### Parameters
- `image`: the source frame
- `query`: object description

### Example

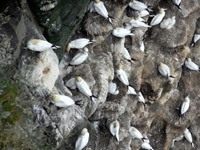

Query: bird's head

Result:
[116,27,120,31]
[131,0,135,3]
[66,44,71,52]
[118,64,123,69]
[160,62,164,67]
[187,58,192,62]
[95,0,100,3]
[32,39,39,44]
[184,97,189,102]
[76,76,83,82]
[132,127,136,132]
[114,120,119,127]
[81,128,88,134]
[52,95,59,102]
[159,8,167,14]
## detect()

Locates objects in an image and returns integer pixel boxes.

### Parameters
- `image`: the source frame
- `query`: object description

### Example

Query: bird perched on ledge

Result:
[27,39,60,51]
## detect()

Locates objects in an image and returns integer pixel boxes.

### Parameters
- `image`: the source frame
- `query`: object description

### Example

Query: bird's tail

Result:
[127,85,137,95]
[90,95,97,102]
[169,75,175,78]
[75,100,83,107]
[128,33,135,36]
[142,137,148,142]
[191,142,195,148]
[52,44,61,49]
[190,42,195,47]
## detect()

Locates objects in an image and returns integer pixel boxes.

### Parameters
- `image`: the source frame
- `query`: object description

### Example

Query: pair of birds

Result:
[171,128,194,148]
[52,76,96,108]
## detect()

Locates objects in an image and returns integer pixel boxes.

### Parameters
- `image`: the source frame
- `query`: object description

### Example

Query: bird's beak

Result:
[163,8,167,10]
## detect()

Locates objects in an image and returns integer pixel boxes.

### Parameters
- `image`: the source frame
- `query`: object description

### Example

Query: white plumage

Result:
[138,10,149,17]
[185,58,199,71]
[129,0,147,11]
[191,34,200,46]
[27,39,60,51]
[75,76,95,100]
[160,16,176,29]
[109,120,120,141]
[70,48,89,66]
[140,39,145,52]
[75,128,89,150]
[130,17,151,28]
[172,0,181,9]
[150,8,166,26]
[158,62,173,78]
[88,0,112,23]
[184,128,194,147]
[129,126,144,140]
[52,94,75,107]
[171,135,184,148]
[112,27,134,38]
[108,82,119,95]
[116,64,137,95]
[67,38,93,51]
[123,47,134,63]
[138,92,146,104]
[180,96,190,116]
[141,142,154,150]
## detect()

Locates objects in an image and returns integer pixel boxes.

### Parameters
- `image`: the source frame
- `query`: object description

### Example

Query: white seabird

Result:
[129,126,145,141]
[140,39,145,52]
[70,47,89,66]
[180,96,190,117]
[27,39,60,51]
[138,10,150,17]
[88,0,112,23]
[158,62,174,78]
[191,34,200,47]
[116,64,137,95]
[129,0,148,11]
[141,142,154,150]
[75,76,97,101]
[130,17,151,28]
[150,8,166,26]
[67,38,93,52]
[138,92,146,106]
[108,81,119,95]
[75,128,90,150]
[109,120,120,141]
[171,134,184,148]
[185,58,200,71]
[123,47,135,63]
[172,0,182,10]
[52,94,81,107]
[112,27,134,38]
[160,16,176,29]
[184,128,194,147]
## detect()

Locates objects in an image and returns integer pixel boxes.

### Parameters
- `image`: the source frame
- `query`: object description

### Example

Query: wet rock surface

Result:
[0,0,200,150]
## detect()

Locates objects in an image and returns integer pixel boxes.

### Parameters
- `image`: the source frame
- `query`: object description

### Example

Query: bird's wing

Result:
[181,101,189,114]
[94,2,108,18]
[150,14,163,26]
[70,52,87,65]
[110,123,115,136]
[75,135,82,150]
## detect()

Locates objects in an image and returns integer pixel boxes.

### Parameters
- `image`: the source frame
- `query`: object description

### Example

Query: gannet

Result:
[52,94,82,107]
[108,81,119,95]
[109,120,120,141]
[184,128,194,147]
[130,17,151,28]
[129,0,148,11]
[171,134,184,148]
[158,62,175,78]
[27,39,60,51]
[150,8,166,26]
[185,58,199,71]
[88,0,112,23]
[75,76,97,101]
[160,16,176,29]
[67,38,93,52]
[116,64,137,95]
[123,47,135,63]
[191,34,200,47]
[141,142,154,150]
[75,128,89,150]
[70,48,89,66]
[112,27,134,38]
[172,0,182,10]
[129,126,146,141]
[180,96,190,117]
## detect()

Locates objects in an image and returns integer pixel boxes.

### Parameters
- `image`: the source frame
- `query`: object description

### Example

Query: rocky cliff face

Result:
[1,0,200,150]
